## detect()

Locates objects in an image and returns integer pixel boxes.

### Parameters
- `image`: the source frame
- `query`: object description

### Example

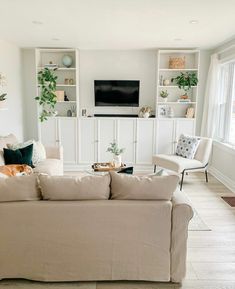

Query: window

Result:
[217,62,235,144]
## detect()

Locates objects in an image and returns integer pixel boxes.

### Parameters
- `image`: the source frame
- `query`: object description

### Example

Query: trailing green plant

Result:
[171,72,198,95]
[107,142,125,156]
[0,93,7,101]
[35,68,58,122]
[160,90,169,98]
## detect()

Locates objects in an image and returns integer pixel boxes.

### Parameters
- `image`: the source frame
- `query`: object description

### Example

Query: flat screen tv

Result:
[94,80,139,107]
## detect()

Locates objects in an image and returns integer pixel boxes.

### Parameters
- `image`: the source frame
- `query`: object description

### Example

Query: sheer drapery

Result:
[201,54,220,138]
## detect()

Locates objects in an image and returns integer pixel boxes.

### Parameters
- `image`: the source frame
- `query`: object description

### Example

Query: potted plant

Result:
[171,72,198,99]
[107,142,125,168]
[139,106,152,118]
[160,90,169,102]
[0,93,7,109]
[35,68,58,122]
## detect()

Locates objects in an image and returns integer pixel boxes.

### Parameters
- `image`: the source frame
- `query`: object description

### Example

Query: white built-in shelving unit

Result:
[156,49,200,120]
[35,48,79,118]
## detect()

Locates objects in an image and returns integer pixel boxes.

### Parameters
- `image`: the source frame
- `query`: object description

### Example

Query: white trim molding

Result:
[209,165,235,193]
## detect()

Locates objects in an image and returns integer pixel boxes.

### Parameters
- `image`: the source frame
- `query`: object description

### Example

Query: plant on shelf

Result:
[107,142,125,168]
[0,93,7,101]
[160,90,169,102]
[171,72,198,98]
[35,68,58,122]
[0,93,7,109]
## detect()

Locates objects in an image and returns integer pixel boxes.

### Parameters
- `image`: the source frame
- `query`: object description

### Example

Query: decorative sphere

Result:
[62,55,73,68]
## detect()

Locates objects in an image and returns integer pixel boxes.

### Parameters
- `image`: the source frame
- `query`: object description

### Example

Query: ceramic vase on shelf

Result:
[161,98,168,103]
[113,155,122,168]
[0,101,7,109]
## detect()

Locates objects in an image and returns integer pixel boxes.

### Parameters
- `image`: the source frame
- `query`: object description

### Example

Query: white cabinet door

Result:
[58,118,77,165]
[175,119,195,139]
[97,119,116,162]
[116,119,136,164]
[156,119,175,154]
[78,118,97,164]
[40,118,58,147]
[174,119,196,152]
[136,119,155,165]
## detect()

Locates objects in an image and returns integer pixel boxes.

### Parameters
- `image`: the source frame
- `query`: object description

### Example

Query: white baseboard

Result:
[209,166,235,193]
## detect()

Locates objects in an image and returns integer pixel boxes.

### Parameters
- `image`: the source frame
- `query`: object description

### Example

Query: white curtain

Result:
[201,53,220,138]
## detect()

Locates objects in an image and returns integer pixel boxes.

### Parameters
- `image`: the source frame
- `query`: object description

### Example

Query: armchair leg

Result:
[180,171,185,191]
[154,165,157,173]
[205,169,208,183]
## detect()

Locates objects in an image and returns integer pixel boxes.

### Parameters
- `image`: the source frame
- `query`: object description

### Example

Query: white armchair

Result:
[153,137,212,190]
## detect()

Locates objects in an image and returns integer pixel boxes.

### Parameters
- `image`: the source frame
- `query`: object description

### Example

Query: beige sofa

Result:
[0,134,63,175]
[0,173,193,283]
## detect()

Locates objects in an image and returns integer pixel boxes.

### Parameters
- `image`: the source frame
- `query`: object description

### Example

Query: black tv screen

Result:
[94,80,140,107]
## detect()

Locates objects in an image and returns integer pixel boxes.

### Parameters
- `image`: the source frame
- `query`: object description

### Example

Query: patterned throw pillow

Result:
[176,135,200,159]
[7,140,46,166]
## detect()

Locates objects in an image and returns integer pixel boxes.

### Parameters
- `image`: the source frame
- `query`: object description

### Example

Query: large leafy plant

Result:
[107,142,125,156]
[171,72,198,95]
[35,68,58,122]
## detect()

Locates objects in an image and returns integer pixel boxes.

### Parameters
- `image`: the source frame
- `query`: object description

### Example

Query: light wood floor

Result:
[1,172,235,289]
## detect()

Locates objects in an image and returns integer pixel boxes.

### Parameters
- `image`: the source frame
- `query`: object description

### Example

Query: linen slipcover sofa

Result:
[0,173,193,283]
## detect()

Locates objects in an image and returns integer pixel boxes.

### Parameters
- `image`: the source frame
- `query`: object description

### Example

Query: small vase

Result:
[163,79,170,86]
[161,98,168,103]
[143,112,150,118]
[113,155,122,168]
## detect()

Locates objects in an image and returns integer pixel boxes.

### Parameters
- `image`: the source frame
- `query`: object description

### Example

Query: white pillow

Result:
[175,134,200,159]
[7,140,46,166]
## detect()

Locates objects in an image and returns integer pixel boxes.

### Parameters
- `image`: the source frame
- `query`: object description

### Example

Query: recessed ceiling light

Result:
[32,20,43,25]
[174,38,182,41]
[189,20,199,24]
[52,38,60,41]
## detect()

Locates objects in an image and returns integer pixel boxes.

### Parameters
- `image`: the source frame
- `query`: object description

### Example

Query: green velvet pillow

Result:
[3,144,34,167]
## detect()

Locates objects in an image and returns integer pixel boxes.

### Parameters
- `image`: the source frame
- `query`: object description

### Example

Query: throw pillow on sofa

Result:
[39,174,111,200]
[7,140,46,166]
[175,134,200,159]
[110,171,179,200]
[0,174,40,202]
[3,144,34,167]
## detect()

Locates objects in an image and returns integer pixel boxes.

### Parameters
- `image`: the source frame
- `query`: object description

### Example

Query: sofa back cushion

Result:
[0,174,40,202]
[39,174,111,200]
[110,172,179,200]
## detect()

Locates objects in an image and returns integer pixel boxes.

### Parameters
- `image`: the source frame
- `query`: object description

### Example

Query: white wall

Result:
[0,39,24,140]
[21,49,38,140]
[79,50,156,116]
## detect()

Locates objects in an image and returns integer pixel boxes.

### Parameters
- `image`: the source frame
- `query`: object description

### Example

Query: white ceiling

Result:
[0,0,234,49]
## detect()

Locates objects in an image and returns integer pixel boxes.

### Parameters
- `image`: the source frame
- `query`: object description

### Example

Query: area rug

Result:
[221,196,235,207]
[188,209,211,231]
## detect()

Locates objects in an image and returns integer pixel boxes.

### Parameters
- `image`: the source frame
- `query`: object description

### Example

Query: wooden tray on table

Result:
[92,162,126,172]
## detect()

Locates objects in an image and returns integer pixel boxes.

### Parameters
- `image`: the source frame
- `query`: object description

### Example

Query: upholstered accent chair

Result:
[153,137,212,190]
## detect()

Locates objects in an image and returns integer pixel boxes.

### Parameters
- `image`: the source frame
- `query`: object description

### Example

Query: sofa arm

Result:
[170,190,193,283]
[45,146,63,161]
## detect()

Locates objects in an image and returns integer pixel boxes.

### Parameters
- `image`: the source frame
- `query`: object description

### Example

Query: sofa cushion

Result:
[39,174,111,200]
[3,144,34,167]
[0,150,4,165]
[0,134,18,150]
[33,159,63,176]
[175,134,200,159]
[110,171,179,200]
[8,140,46,166]
[0,174,40,202]
[153,154,203,173]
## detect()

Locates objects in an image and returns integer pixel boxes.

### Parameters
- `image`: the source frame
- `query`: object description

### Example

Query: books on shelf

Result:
[177,99,191,103]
